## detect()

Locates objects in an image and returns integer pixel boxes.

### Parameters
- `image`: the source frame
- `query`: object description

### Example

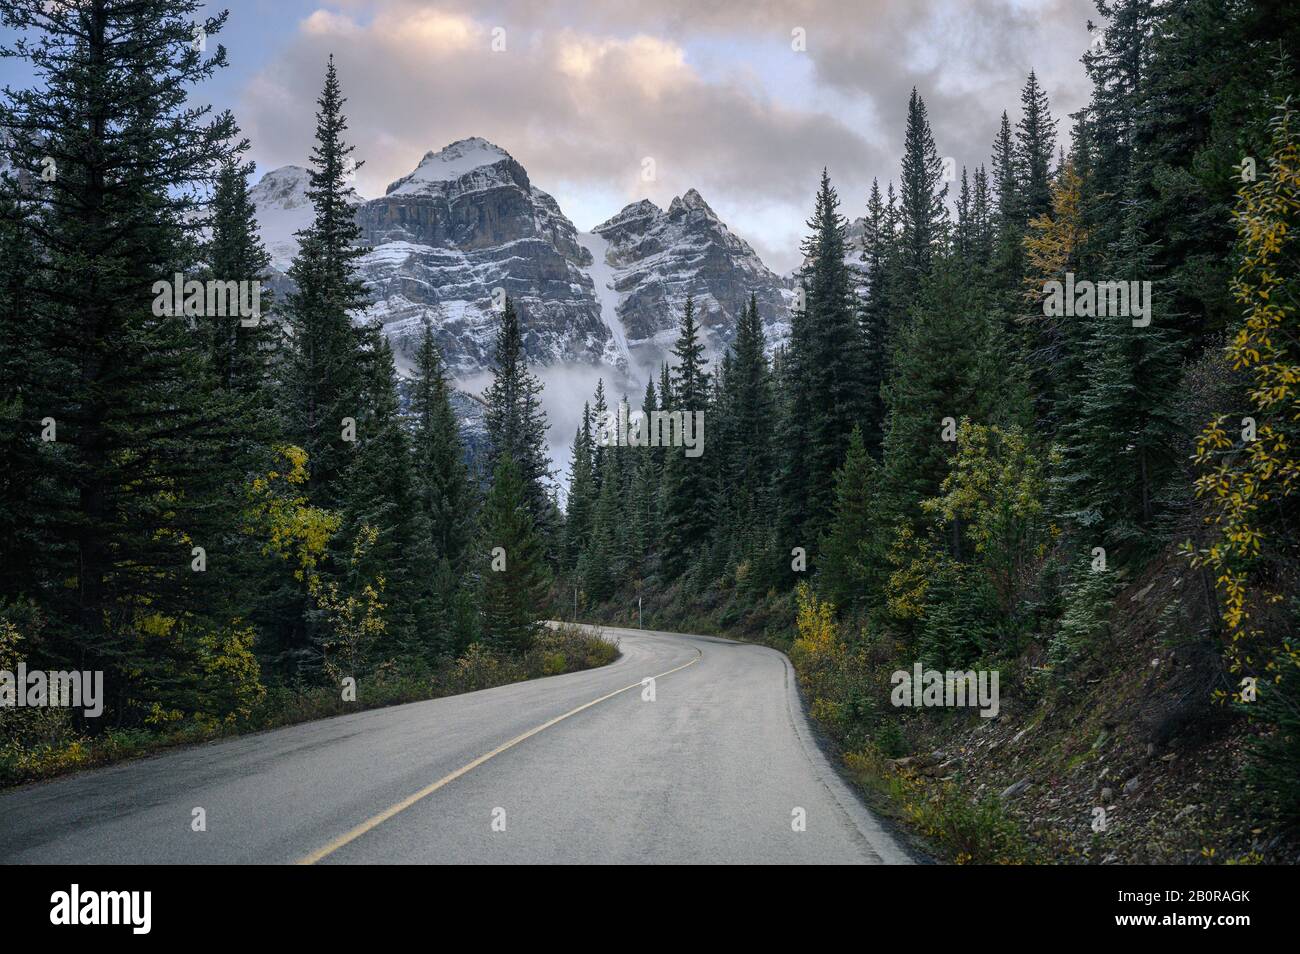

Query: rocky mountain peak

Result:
[251,163,364,271]
[384,137,516,197]
[667,187,716,219]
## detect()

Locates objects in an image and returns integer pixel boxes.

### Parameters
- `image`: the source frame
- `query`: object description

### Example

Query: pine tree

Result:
[283,56,369,511]
[1052,189,1182,545]
[660,296,711,576]
[0,0,250,720]
[590,377,610,492]
[859,179,896,457]
[882,254,1028,527]
[671,296,709,408]
[410,321,477,654]
[725,294,775,524]
[959,166,976,255]
[992,110,1022,285]
[1015,71,1059,224]
[791,170,870,546]
[337,333,425,658]
[411,321,475,572]
[206,160,276,399]
[479,457,550,653]
[584,443,624,602]
[0,147,47,598]
[483,296,554,549]
[819,427,887,613]
[971,165,995,268]
[1021,160,1091,430]
[898,88,949,296]
[563,403,596,571]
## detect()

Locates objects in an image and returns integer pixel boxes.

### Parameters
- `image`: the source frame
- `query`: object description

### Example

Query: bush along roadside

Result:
[0,623,618,790]
[572,570,1297,866]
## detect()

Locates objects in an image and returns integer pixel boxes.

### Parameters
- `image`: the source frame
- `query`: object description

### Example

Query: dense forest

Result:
[559,0,1300,853]
[0,0,1297,861]
[0,0,604,783]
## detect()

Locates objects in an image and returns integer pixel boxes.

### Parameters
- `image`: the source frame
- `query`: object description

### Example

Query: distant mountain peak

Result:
[385,137,514,196]
[668,187,715,218]
[250,164,363,271]
[594,198,662,233]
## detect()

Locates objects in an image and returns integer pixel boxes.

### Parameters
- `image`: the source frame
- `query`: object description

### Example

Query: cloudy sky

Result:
[3,0,1099,270]
[221,0,1097,272]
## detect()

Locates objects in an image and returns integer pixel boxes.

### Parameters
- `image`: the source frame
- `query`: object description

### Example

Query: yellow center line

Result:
[296,647,702,864]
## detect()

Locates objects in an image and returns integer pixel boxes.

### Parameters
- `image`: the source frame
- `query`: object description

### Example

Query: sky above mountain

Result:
[2,0,1098,273]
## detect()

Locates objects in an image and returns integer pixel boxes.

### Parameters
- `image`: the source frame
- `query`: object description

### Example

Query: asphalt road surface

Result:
[0,624,914,864]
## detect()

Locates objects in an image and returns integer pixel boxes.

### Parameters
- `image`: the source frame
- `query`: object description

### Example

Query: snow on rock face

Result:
[385,137,513,195]
[250,164,364,272]
[592,188,791,371]
[352,139,611,379]
[250,139,792,417]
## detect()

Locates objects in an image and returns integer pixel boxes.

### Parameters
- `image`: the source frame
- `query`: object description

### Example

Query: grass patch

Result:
[845,748,1036,864]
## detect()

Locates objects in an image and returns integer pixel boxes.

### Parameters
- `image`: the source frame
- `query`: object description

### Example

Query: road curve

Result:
[0,624,914,864]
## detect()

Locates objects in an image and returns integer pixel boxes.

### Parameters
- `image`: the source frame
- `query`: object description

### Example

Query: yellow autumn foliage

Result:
[1185,95,1300,680]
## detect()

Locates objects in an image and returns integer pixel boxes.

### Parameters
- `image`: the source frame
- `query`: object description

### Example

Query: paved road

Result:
[0,624,913,864]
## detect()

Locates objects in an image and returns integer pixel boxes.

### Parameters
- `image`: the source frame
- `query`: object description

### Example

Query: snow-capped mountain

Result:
[252,138,791,382]
[249,164,366,273]
[250,138,793,465]
[349,137,618,378]
[586,189,792,374]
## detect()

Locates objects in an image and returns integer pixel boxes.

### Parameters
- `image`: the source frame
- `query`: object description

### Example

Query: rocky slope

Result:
[587,190,792,376]
[251,138,792,390]
[251,138,795,467]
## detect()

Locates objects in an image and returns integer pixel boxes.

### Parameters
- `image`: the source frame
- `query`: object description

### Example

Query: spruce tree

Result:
[563,403,596,572]
[206,160,276,399]
[590,378,609,492]
[898,88,949,296]
[337,333,425,658]
[882,254,1027,527]
[411,321,475,572]
[795,170,870,545]
[660,296,712,576]
[479,457,550,653]
[483,296,553,548]
[283,56,369,511]
[408,321,477,655]
[819,427,887,613]
[992,110,1022,286]
[726,294,775,524]
[0,0,250,719]
[1015,71,1058,224]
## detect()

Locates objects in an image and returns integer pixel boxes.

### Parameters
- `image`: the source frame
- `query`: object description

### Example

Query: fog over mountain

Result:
[251,136,797,475]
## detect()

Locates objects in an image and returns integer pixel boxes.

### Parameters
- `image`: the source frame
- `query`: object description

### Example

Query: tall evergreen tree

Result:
[563,403,595,572]
[337,334,425,657]
[0,0,249,720]
[882,255,1027,527]
[410,321,477,653]
[992,110,1022,285]
[819,427,887,613]
[725,294,775,525]
[590,377,609,493]
[205,160,276,399]
[859,179,894,458]
[411,322,475,573]
[1015,70,1059,223]
[283,55,369,511]
[479,457,550,653]
[483,296,553,548]
[791,170,870,546]
[660,297,712,576]
[898,88,949,295]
